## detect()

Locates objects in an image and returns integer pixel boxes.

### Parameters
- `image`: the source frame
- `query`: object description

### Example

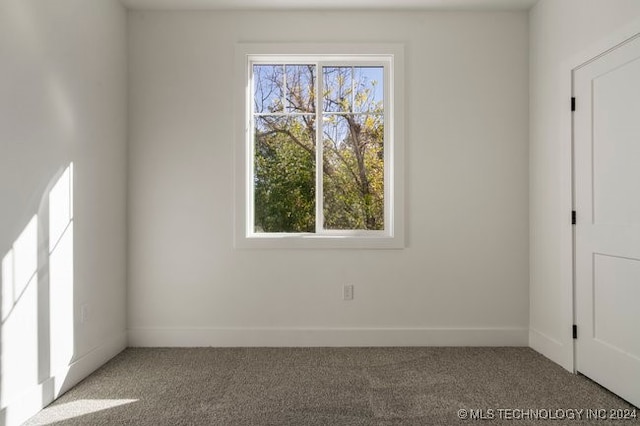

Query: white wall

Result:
[0,1,128,424]
[128,10,530,346]
[529,0,640,371]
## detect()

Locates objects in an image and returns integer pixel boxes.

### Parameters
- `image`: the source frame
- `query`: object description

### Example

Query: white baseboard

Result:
[529,327,573,372]
[0,331,127,426]
[127,326,528,347]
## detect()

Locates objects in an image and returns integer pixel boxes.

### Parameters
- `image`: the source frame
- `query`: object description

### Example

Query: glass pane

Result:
[353,66,384,113]
[323,67,352,113]
[323,114,384,230]
[254,115,316,233]
[253,65,284,113]
[285,65,315,113]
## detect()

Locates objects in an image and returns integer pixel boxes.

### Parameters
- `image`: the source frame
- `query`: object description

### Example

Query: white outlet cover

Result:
[343,285,354,300]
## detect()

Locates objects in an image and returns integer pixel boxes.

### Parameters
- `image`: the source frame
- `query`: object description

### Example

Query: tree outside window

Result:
[252,62,385,233]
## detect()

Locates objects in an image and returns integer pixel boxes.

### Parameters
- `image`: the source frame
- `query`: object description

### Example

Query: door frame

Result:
[563,18,640,374]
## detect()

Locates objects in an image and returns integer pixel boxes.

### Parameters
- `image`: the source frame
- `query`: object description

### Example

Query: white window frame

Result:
[234,43,404,249]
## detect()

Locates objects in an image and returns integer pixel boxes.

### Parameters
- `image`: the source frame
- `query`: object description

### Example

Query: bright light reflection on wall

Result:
[1,163,76,416]
[1,215,39,407]
[49,165,73,249]
[26,399,138,425]
[49,164,74,377]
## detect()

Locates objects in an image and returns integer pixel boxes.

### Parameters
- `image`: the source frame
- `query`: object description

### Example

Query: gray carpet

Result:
[24,347,638,425]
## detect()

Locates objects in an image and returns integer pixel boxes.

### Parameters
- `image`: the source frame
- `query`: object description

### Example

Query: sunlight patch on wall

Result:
[49,164,74,377]
[49,165,73,250]
[1,215,39,407]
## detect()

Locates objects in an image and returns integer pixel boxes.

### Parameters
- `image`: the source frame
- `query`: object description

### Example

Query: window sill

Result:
[234,234,404,250]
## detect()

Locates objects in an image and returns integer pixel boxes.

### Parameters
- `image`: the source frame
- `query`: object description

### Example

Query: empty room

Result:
[1,0,639,424]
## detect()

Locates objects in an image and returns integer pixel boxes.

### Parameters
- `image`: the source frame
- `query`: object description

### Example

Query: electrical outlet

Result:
[343,284,354,301]
[81,304,89,324]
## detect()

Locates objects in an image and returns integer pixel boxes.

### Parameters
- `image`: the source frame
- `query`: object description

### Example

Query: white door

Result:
[574,34,640,408]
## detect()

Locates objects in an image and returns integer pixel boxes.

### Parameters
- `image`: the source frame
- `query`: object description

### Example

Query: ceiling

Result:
[121,0,538,11]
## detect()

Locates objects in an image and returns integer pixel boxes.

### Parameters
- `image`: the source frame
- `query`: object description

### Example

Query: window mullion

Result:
[315,62,324,234]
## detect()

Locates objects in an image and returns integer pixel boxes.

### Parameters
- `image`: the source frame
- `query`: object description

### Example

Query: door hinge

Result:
[572,210,576,225]
[571,97,576,111]
[572,325,578,339]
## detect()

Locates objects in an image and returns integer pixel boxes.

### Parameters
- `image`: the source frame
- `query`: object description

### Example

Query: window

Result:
[235,44,404,249]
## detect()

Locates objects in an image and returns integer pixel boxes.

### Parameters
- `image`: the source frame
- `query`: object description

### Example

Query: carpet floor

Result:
[24,347,638,425]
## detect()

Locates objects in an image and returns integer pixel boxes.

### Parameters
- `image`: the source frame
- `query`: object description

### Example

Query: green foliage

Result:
[254,119,316,233]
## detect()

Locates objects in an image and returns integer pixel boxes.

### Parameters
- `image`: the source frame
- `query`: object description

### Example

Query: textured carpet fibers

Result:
[24,347,638,425]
